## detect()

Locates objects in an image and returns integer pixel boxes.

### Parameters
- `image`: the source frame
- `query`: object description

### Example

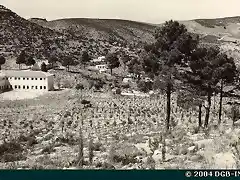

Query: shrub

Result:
[121,83,130,89]
[1,153,26,163]
[27,136,38,147]
[0,141,22,156]
[62,80,72,88]
[92,142,103,151]
[108,143,143,165]
[41,145,56,154]
[137,80,153,93]
[115,88,121,95]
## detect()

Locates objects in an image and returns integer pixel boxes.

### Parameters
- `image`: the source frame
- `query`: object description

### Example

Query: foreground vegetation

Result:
[1,18,240,169]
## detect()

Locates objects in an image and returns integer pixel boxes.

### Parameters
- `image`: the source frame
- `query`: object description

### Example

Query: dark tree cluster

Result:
[16,50,36,69]
[105,53,120,75]
[0,56,6,70]
[138,20,237,132]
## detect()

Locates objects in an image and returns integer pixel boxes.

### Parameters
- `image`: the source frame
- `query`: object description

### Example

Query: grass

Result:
[0,85,238,169]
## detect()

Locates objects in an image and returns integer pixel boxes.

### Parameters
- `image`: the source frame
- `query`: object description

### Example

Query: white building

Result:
[95,64,107,73]
[0,70,54,92]
[88,56,108,73]
[90,56,106,65]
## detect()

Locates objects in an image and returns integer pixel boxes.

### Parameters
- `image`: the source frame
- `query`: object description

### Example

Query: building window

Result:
[35,86,38,89]
[15,77,17,80]
[10,85,12,89]
[40,86,42,89]
[9,77,11,80]
[40,78,42,80]
[6,77,8,80]
[23,78,25,80]
[26,86,29,89]
[31,86,34,89]
[18,86,21,89]
[44,78,46,80]
[44,86,46,89]
[18,77,20,80]
[35,78,37,80]
[23,85,25,89]
[27,78,29,80]
[32,78,34,80]
[15,85,17,89]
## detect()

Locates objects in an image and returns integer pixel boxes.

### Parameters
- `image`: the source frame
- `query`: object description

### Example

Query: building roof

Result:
[0,70,53,78]
[91,59,103,63]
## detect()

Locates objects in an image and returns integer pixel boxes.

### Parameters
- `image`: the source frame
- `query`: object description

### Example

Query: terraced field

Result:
[0,87,239,169]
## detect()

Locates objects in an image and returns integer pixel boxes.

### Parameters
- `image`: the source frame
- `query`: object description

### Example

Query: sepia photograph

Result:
[0,0,240,172]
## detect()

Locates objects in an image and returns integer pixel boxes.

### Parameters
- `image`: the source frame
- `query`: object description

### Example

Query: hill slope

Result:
[180,17,240,67]
[29,18,156,46]
[0,5,149,66]
[2,4,240,68]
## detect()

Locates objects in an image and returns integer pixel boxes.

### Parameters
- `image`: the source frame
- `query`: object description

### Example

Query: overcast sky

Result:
[1,0,240,23]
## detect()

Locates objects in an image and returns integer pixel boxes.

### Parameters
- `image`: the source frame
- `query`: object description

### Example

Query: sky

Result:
[1,0,240,24]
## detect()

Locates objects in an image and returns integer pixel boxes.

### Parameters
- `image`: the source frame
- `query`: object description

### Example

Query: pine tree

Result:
[106,53,120,75]
[142,20,199,132]
[16,50,26,69]
[41,62,48,72]
[0,56,6,70]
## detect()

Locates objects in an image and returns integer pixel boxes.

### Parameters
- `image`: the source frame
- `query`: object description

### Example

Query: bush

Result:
[94,80,105,90]
[0,141,22,156]
[41,145,56,154]
[115,88,121,95]
[92,142,103,151]
[137,80,153,93]
[108,143,143,165]
[81,100,91,105]
[27,136,38,147]
[62,80,72,88]
[1,153,26,163]
[121,83,130,89]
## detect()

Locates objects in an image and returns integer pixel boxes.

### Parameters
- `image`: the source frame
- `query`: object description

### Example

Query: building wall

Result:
[96,65,107,70]
[5,76,49,91]
[0,70,55,93]
[47,75,54,90]
[0,77,5,92]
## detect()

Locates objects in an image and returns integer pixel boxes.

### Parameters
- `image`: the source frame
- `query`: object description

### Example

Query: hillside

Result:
[178,17,240,67]
[3,4,240,68]
[29,18,156,46]
[0,5,64,59]
[0,5,146,67]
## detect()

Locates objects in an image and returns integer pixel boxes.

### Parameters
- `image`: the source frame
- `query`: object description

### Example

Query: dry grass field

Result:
[0,86,239,170]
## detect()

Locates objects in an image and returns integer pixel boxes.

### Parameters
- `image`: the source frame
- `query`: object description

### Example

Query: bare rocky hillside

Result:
[29,18,156,46]
[0,5,143,63]
[2,4,240,67]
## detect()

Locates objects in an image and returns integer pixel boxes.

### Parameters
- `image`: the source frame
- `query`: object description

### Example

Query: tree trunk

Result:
[204,87,212,128]
[198,104,202,128]
[88,135,93,165]
[77,113,84,167]
[110,68,113,75]
[213,92,215,110]
[161,134,166,162]
[218,79,224,125]
[166,82,171,132]
[232,105,237,127]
